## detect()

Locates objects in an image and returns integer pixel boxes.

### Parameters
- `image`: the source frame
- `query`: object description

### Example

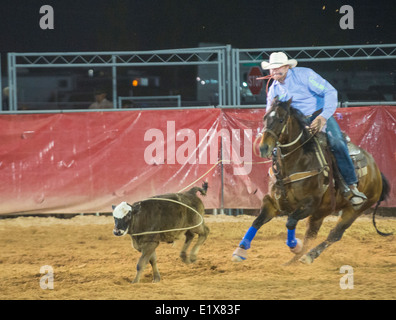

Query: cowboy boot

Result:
[327,147,367,207]
[334,168,367,206]
[347,184,367,206]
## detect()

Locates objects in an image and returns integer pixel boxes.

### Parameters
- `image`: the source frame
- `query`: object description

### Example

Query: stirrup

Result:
[350,196,364,206]
[343,184,367,206]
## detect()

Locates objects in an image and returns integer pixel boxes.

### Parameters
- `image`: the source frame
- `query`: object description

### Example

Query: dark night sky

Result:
[0,0,395,54]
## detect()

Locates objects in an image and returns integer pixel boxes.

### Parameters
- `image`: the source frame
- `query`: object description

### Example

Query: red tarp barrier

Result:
[0,106,395,215]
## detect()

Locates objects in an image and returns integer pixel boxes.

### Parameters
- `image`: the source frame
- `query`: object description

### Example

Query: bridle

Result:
[263,112,308,158]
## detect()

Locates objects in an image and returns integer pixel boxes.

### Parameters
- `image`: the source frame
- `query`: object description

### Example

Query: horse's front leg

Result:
[283,197,322,265]
[232,195,279,262]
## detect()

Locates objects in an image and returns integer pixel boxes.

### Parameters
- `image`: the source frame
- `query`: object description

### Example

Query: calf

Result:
[112,182,210,283]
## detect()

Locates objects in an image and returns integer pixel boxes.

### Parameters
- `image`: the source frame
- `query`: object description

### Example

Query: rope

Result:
[129,198,204,236]
[256,74,274,94]
[177,158,272,193]
[128,158,273,237]
[177,160,223,192]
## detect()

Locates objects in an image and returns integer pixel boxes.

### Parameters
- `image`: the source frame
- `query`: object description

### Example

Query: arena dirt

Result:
[0,214,395,300]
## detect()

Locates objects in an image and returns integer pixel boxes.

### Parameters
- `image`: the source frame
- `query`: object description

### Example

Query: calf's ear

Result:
[112,205,116,210]
[130,202,141,213]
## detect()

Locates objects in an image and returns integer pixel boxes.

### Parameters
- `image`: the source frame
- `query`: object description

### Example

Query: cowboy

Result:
[261,52,366,206]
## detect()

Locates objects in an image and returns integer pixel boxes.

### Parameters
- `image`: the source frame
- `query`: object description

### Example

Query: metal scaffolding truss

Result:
[236,44,396,63]
[11,47,227,67]
[232,43,396,104]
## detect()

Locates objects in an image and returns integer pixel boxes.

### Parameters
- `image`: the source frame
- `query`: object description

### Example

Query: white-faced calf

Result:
[112,183,210,283]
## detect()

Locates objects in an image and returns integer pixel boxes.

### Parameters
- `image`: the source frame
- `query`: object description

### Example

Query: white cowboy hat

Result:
[261,52,298,70]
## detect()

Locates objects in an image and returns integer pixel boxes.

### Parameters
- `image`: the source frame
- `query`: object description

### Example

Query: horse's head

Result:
[259,97,292,158]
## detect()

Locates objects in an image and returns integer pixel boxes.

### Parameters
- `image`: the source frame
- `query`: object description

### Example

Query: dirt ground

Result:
[0,213,395,300]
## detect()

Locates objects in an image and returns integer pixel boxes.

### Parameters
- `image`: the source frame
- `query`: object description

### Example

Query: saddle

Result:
[314,132,368,182]
[344,134,368,179]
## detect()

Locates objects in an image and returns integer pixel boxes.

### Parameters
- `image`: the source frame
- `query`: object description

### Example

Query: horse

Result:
[232,97,391,265]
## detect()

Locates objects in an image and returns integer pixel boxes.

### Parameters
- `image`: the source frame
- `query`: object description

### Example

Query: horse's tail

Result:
[379,172,390,202]
[372,172,393,237]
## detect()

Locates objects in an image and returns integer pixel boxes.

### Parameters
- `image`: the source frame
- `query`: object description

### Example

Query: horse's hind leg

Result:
[303,216,325,252]
[300,207,359,264]
[232,195,279,262]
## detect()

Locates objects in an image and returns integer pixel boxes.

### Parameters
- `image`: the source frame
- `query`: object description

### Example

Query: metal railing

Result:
[6,46,231,111]
[118,95,182,108]
[342,101,396,107]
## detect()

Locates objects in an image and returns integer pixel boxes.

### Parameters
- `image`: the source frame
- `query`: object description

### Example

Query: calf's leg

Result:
[149,251,161,283]
[189,224,210,263]
[180,231,195,264]
[133,241,159,283]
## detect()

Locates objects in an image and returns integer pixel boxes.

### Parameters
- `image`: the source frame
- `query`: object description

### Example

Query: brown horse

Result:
[232,97,391,265]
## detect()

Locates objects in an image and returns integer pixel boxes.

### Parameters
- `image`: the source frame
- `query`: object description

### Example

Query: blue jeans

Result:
[324,116,358,186]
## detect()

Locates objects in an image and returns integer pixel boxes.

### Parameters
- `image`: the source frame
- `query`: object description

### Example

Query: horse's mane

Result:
[276,100,316,154]
[289,107,316,154]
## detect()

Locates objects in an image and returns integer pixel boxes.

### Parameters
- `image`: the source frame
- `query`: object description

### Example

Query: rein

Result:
[264,114,314,159]
[277,131,303,148]
[278,130,316,158]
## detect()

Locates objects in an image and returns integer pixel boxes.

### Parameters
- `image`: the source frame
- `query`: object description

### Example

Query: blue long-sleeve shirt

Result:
[266,67,338,120]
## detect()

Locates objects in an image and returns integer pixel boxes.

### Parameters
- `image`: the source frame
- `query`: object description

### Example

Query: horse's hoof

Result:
[231,247,247,262]
[231,255,245,262]
[289,238,303,254]
[299,254,313,265]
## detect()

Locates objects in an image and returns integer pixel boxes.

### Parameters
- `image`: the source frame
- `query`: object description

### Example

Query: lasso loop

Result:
[129,197,204,236]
